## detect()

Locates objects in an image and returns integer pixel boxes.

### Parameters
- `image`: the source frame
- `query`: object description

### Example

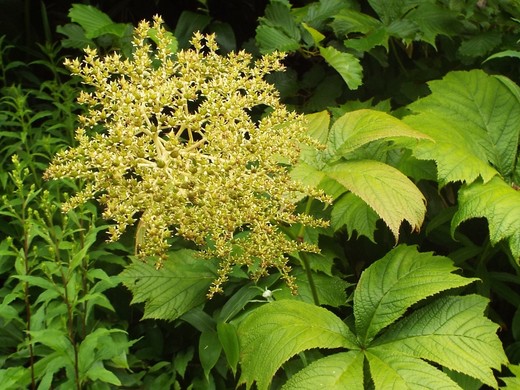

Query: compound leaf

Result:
[372,295,507,388]
[324,160,426,240]
[120,250,217,321]
[452,177,520,261]
[237,300,357,390]
[282,351,364,390]
[354,245,476,345]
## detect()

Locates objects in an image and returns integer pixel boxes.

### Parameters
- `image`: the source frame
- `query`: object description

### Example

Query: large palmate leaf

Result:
[324,160,426,240]
[354,245,476,345]
[452,177,520,261]
[404,70,520,183]
[371,295,508,387]
[68,4,128,39]
[120,250,217,320]
[237,245,506,389]
[237,300,357,390]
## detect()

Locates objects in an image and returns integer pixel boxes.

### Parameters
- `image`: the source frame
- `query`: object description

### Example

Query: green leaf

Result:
[319,46,363,90]
[331,193,379,241]
[484,50,520,63]
[282,351,364,389]
[459,31,502,58]
[237,300,357,390]
[174,11,211,49]
[120,249,218,320]
[199,331,222,379]
[256,25,300,53]
[405,3,460,48]
[275,268,348,307]
[304,110,330,144]
[301,22,325,45]
[372,295,507,388]
[256,2,301,53]
[323,160,426,240]
[68,4,128,39]
[354,245,477,345]
[366,349,461,389]
[452,177,520,261]
[404,70,520,182]
[56,24,94,49]
[217,322,240,375]
[327,109,431,158]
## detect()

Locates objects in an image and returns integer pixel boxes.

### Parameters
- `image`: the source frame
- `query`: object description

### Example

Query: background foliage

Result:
[1,0,520,389]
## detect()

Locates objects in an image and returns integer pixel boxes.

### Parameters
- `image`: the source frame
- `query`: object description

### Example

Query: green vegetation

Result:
[1,1,520,388]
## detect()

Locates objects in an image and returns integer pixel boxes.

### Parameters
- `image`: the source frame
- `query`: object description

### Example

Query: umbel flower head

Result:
[44,16,329,297]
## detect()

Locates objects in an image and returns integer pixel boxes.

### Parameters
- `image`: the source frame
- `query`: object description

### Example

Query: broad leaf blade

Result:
[237,300,357,390]
[319,46,363,90]
[282,351,364,389]
[366,349,461,389]
[120,250,217,320]
[324,160,426,240]
[452,177,520,261]
[354,245,476,345]
[372,295,507,388]
[405,70,520,182]
[328,109,432,158]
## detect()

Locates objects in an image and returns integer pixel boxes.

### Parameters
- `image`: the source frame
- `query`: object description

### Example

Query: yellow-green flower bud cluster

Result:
[44,16,329,297]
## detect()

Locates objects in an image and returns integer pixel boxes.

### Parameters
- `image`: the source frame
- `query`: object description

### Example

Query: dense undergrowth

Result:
[1,1,520,389]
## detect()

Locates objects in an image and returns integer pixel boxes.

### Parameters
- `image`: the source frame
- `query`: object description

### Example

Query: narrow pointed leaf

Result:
[366,349,461,389]
[120,250,218,320]
[405,70,520,182]
[372,295,507,388]
[319,46,363,90]
[237,300,358,390]
[324,160,426,240]
[452,177,520,261]
[328,109,432,158]
[354,245,476,345]
[282,351,364,389]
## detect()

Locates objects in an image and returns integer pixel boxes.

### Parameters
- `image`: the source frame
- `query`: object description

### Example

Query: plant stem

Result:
[296,198,320,306]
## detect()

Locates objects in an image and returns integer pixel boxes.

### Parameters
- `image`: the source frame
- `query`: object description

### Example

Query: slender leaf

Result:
[237,300,358,390]
[354,245,477,345]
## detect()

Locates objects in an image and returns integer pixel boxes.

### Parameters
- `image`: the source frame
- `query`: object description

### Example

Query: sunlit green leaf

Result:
[452,177,520,261]
[319,46,363,90]
[282,351,364,389]
[372,295,507,387]
[324,160,426,240]
[237,300,357,390]
[366,350,461,389]
[354,245,476,345]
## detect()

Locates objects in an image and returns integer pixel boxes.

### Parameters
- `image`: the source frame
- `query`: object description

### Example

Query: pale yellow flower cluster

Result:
[45,16,328,296]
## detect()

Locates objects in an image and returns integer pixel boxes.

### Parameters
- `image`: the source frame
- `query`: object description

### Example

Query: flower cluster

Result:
[44,16,328,297]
